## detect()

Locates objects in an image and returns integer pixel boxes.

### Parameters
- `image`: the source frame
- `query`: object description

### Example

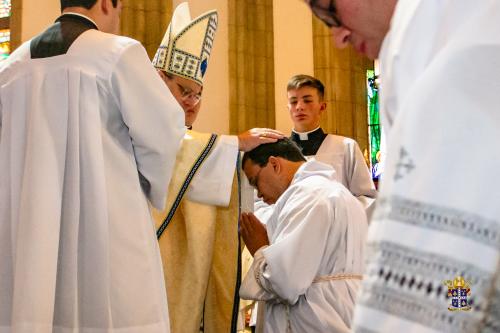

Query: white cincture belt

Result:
[312,273,363,283]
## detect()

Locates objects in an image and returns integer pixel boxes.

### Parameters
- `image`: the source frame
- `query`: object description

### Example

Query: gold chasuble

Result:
[152,130,241,333]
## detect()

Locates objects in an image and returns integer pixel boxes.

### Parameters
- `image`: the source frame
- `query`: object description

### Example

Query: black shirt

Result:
[290,127,328,156]
[30,14,97,59]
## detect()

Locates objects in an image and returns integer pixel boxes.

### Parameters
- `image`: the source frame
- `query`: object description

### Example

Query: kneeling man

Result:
[240,139,367,333]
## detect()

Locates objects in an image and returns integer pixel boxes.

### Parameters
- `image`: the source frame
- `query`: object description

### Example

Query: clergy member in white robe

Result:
[287,74,376,211]
[240,139,368,333]
[252,74,376,229]
[305,0,500,332]
[351,1,500,332]
[0,1,185,332]
[150,4,281,332]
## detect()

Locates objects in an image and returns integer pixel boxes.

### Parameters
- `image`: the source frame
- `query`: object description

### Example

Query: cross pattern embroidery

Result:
[394,147,415,181]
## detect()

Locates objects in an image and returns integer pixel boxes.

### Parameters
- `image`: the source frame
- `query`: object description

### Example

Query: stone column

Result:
[121,0,172,59]
[228,0,275,134]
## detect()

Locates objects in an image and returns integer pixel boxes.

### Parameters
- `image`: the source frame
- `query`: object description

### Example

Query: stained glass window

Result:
[0,29,9,59]
[367,69,381,181]
[0,0,10,18]
[0,0,10,60]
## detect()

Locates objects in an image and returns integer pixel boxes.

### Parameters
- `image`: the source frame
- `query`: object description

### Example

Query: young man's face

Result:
[243,159,286,205]
[158,71,202,127]
[287,86,326,132]
[307,0,394,59]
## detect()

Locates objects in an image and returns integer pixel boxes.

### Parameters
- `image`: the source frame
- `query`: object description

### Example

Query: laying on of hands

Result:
[238,128,284,152]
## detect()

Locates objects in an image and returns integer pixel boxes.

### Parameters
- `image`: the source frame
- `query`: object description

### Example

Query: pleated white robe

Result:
[353,1,500,332]
[314,134,377,211]
[0,29,185,332]
[240,160,368,333]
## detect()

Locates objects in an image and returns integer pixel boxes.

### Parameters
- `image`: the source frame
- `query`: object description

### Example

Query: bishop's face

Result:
[158,71,203,127]
[287,86,326,133]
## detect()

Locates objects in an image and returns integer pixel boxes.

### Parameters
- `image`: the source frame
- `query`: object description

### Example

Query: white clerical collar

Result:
[62,12,100,30]
[292,127,321,141]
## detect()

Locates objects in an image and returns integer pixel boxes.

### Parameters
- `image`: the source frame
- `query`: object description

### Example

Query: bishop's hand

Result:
[238,128,284,152]
[240,212,269,256]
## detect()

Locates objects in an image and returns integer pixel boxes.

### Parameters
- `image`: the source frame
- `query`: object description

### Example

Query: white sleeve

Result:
[345,140,377,212]
[186,134,239,207]
[110,42,185,209]
[240,246,277,302]
[241,196,334,305]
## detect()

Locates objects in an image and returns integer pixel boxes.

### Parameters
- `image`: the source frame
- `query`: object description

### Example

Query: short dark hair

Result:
[61,0,118,11]
[287,74,325,101]
[242,138,306,168]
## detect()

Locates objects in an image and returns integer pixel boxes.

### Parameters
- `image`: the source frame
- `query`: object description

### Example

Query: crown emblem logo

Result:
[443,276,472,311]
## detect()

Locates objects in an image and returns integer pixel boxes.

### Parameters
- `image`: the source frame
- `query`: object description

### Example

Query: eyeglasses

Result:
[306,0,342,28]
[176,82,202,106]
[161,71,203,106]
[248,166,265,190]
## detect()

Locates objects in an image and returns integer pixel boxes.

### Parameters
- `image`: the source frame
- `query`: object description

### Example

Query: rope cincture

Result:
[312,274,364,283]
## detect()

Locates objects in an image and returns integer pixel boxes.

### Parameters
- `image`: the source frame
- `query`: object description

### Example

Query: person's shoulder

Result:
[325,133,358,147]
[68,30,146,74]
[289,164,343,197]
[79,30,141,53]
[0,41,31,81]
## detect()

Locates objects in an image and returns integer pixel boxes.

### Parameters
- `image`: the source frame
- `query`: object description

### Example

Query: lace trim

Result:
[374,195,500,248]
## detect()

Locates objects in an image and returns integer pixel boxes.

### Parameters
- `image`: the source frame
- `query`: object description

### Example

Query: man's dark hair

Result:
[242,138,306,168]
[61,0,118,11]
[287,74,325,101]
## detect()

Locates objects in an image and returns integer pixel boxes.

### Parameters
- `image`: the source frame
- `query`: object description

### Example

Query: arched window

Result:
[0,0,11,60]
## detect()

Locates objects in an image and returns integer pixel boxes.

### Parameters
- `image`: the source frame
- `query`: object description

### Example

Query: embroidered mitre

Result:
[152,2,218,86]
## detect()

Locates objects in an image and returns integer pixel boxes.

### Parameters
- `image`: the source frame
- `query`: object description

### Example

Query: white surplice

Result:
[314,134,377,212]
[353,1,500,332]
[0,29,185,332]
[240,160,368,333]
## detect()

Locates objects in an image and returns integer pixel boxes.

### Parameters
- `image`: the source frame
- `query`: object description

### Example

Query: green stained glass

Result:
[0,29,9,59]
[367,69,381,170]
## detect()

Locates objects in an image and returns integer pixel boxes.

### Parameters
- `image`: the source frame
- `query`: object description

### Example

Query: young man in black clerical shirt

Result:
[287,74,377,211]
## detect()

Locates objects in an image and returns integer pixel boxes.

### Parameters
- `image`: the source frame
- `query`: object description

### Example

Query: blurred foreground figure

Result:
[306,0,500,332]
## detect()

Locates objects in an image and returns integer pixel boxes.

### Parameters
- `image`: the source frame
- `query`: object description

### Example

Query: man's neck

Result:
[61,11,100,30]
[288,161,306,183]
[292,126,321,134]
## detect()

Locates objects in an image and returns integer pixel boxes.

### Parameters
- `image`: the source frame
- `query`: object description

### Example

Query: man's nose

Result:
[183,98,196,109]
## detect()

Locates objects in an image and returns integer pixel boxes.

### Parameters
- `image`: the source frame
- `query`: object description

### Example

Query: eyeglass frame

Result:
[248,166,265,190]
[175,81,202,105]
[306,0,342,28]
[162,72,203,106]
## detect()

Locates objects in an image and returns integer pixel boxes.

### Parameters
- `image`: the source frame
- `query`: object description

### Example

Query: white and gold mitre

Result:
[152,2,218,86]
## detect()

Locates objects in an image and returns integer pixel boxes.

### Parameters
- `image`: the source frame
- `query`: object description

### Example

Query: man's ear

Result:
[157,69,166,80]
[268,156,281,174]
[101,0,109,15]
[319,101,327,114]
